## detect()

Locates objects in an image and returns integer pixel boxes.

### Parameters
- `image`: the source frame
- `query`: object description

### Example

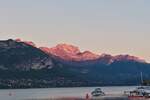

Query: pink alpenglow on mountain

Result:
[15,38,36,47]
[76,51,100,61]
[40,44,100,61]
[39,47,51,54]
[113,55,146,63]
[14,39,146,63]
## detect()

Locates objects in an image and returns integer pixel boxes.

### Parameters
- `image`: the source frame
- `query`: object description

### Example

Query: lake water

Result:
[0,86,137,100]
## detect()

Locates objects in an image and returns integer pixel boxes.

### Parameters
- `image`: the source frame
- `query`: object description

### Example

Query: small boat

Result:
[124,86,150,99]
[91,88,105,97]
[124,72,150,99]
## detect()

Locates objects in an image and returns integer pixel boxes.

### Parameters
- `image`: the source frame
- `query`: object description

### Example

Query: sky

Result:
[0,0,150,62]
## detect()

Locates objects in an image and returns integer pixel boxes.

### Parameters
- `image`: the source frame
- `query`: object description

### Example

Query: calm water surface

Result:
[0,86,136,100]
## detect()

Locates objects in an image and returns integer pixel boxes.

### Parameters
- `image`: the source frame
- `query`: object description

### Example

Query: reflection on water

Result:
[0,86,144,100]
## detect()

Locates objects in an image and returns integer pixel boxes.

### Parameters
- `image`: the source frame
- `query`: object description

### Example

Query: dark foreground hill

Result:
[0,39,150,89]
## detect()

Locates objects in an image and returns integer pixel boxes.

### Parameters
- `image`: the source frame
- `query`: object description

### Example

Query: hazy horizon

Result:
[0,0,150,62]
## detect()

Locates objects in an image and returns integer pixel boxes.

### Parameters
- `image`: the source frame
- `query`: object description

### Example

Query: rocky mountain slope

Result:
[40,43,100,61]
[0,39,54,70]
[0,39,149,88]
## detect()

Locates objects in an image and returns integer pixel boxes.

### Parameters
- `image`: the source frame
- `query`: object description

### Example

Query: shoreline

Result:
[25,96,128,100]
[0,85,138,90]
[25,94,128,100]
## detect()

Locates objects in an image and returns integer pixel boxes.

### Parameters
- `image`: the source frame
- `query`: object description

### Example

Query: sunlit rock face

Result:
[40,44,100,61]
[15,38,36,47]
[15,39,146,64]
[40,44,145,64]
[97,54,146,65]
[76,51,100,61]
[113,55,146,63]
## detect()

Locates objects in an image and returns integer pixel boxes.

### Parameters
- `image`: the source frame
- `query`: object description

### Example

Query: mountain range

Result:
[0,39,149,88]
